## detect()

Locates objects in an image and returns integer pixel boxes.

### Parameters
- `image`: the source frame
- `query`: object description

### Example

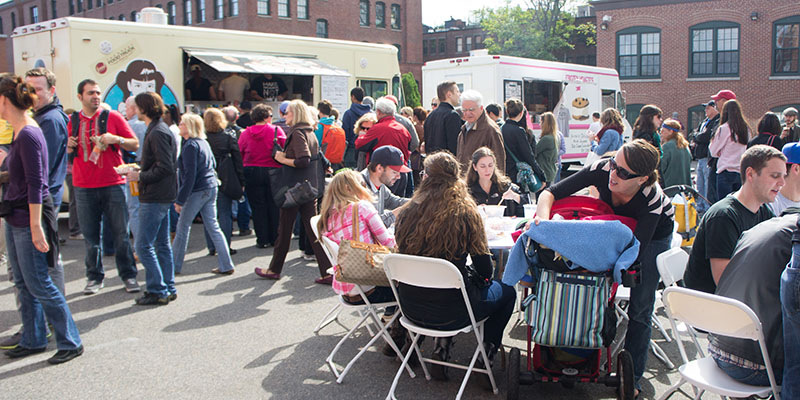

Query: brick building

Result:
[0,0,422,79]
[592,0,800,131]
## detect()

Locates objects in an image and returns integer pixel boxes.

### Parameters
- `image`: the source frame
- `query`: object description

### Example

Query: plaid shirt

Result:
[708,342,765,371]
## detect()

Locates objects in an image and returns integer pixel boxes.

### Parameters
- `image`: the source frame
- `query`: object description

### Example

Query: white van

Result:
[12,11,402,115]
[422,50,631,167]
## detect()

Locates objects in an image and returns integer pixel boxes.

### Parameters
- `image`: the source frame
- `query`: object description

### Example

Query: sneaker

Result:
[303,254,317,261]
[69,233,83,240]
[168,292,177,302]
[83,280,104,295]
[47,345,84,364]
[5,346,46,359]
[0,331,22,350]
[239,229,252,237]
[135,292,169,306]
[228,248,238,255]
[123,278,140,293]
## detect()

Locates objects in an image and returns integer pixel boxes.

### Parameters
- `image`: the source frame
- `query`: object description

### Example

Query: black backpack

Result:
[70,110,137,164]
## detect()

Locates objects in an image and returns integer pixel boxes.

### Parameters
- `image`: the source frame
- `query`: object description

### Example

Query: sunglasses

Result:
[360,126,370,131]
[609,158,642,180]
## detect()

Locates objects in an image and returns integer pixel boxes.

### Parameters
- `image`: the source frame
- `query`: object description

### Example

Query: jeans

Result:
[716,170,741,200]
[126,183,141,240]
[204,190,233,253]
[343,143,357,169]
[714,358,772,387]
[268,199,331,277]
[342,286,396,305]
[782,248,800,399]
[472,280,517,347]
[244,166,280,246]
[101,216,115,256]
[74,184,137,282]
[624,236,672,389]
[6,224,82,350]
[173,187,234,273]
[237,194,251,231]
[135,203,175,297]
[707,159,719,204]
[66,173,80,236]
[695,157,711,213]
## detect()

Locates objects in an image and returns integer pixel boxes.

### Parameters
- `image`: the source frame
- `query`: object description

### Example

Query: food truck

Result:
[11,8,402,115]
[422,50,631,167]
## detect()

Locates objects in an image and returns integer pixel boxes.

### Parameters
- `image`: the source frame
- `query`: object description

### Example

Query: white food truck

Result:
[422,50,631,167]
[11,8,403,115]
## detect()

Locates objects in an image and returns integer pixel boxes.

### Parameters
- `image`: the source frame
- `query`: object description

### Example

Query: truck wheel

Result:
[616,350,635,400]
[507,347,521,400]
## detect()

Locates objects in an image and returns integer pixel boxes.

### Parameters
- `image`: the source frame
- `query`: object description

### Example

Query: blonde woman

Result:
[354,112,378,170]
[172,113,235,276]
[535,112,560,185]
[659,119,692,187]
[256,100,332,284]
[318,170,396,303]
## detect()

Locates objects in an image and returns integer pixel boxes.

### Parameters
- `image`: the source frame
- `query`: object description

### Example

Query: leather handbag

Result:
[271,131,320,208]
[216,134,243,200]
[336,205,394,287]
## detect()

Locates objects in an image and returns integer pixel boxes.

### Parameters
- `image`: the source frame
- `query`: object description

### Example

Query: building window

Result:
[183,0,192,25]
[131,11,137,21]
[77,0,83,12]
[688,105,706,132]
[51,0,58,18]
[0,17,3,34]
[375,2,385,28]
[423,41,428,56]
[257,0,269,15]
[97,0,102,7]
[359,0,369,26]
[108,0,113,3]
[394,44,402,62]
[30,6,39,23]
[230,0,239,16]
[277,0,289,17]
[196,0,205,23]
[439,38,445,53]
[466,36,472,51]
[475,35,482,48]
[316,19,328,38]
[11,12,16,29]
[167,2,177,24]
[156,4,163,11]
[297,0,307,19]
[774,16,800,75]
[69,1,75,15]
[108,16,114,20]
[616,26,661,79]
[690,21,739,77]
[119,14,125,20]
[390,4,400,29]
[214,0,223,19]
[456,37,463,52]
[88,0,93,10]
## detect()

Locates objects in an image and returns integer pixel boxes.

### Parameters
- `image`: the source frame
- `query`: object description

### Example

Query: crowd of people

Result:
[0,67,797,399]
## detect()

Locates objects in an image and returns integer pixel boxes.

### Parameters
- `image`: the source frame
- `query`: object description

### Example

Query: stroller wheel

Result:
[507,348,521,400]
[616,350,635,400]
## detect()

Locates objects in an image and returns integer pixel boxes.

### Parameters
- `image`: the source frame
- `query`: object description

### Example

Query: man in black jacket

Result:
[423,81,462,155]
[502,99,545,186]
[693,100,720,213]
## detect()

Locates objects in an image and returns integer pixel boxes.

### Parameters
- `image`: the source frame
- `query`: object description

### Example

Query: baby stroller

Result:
[663,185,703,247]
[503,196,641,400]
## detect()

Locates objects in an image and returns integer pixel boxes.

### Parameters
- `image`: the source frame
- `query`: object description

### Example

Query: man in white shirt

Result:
[218,73,250,104]
[587,112,602,141]
[770,142,800,216]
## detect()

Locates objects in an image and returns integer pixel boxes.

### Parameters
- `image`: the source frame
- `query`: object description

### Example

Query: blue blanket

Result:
[502,220,640,285]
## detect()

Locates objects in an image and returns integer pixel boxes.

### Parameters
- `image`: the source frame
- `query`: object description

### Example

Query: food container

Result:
[483,205,506,218]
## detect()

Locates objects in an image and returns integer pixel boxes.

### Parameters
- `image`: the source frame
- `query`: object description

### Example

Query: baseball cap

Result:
[711,90,736,101]
[702,100,716,107]
[371,145,412,173]
[279,100,290,115]
[784,142,800,164]
[190,64,202,72]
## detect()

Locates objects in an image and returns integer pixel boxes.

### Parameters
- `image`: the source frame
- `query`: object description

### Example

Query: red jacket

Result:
[354,115,411,164]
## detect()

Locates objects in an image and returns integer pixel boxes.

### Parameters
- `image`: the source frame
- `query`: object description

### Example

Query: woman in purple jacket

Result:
[0,73,82,363]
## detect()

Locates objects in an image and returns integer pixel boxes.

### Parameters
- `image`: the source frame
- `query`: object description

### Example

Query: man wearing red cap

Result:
[711,90,736,111]
[359,145,411,228]
[705,90,736,204]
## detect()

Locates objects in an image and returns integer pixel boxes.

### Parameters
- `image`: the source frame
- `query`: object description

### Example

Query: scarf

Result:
[597,124,623,141]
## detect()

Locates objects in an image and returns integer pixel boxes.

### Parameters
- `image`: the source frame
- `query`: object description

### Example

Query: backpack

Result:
[321,123,346,164]
[70,110,137,164]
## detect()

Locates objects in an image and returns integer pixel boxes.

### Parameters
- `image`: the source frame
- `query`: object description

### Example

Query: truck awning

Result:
[183,48,350,77]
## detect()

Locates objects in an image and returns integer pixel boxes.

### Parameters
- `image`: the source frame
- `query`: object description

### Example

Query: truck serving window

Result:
[360,80,388,99]
[523,79,561,119]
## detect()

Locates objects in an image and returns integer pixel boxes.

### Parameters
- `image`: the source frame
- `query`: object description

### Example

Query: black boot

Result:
[475,342,498,391]
[430,337,453,381]
[382,319,407,357]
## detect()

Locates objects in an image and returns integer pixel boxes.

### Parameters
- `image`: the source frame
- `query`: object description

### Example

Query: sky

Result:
[421,0,529,27]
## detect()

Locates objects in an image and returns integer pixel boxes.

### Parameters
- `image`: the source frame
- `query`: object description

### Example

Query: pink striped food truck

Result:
[422,50,632,169]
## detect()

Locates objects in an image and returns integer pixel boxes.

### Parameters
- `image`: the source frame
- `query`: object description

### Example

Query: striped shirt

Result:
[547,158,675,251]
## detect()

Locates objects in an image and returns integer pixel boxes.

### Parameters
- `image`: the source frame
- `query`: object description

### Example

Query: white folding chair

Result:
[613,285,675,369]
[310,216,412,383]
[655,247,706,355]
[658,287,782,400]
[383,254,499,400]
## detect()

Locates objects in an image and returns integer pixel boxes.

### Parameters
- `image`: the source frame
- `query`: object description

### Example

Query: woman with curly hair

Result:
[394,151,516,386]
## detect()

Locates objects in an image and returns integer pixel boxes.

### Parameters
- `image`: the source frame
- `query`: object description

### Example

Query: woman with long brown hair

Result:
[394,151,516,385]
[710,99,751,198]
[466,146,526,216]
[535,111,560,185]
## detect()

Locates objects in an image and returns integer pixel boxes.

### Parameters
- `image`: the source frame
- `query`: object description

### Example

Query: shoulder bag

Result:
[336,205,394,287]
[505,141,543,194]
[270,130,320,208]
[217,134,244,200]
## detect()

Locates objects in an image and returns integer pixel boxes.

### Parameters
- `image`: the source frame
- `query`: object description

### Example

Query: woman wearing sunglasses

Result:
[531,139,675,396]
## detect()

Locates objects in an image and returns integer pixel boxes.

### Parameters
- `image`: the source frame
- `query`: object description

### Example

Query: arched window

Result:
[316,19,328,38]
[69,0,75,15]
[131,11,137,21]
[184,0,193,25]
[229,0,239,16]
[119,14,125,21]
[375,2,385,28]
[359,0,369,26]
[51,0,58,18]
[167,2,177,24]
[196,0,205,23]
[773,16,800,76]
[393,44,402,62]
[617,26,661,79]
[11,12,16,29]
[689,21,739,77]
[214,0,223,19]
[390,4,400,29]
[687,105,706,132]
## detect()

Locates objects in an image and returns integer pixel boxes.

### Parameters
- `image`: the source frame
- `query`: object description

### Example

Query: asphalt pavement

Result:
[0,220,703,399]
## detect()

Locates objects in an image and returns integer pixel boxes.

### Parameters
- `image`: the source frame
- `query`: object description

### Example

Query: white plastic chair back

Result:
[384,253,463,290]
[656,247,689,287]
[310,215,338,266]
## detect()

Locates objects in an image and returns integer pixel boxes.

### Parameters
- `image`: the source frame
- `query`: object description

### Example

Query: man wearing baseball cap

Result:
[770,142,800,216]
[711,89,736,111]
[359,145,411,228]
[782,107,799,143]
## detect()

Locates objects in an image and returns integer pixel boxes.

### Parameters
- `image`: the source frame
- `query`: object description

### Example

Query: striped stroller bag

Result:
[528,269,610,348]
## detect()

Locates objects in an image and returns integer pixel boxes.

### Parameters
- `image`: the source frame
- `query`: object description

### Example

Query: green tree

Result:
[401,72,421,108]
[477,0,595,60]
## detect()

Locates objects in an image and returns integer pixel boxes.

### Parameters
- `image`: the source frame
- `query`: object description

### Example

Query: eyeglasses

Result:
[609,158,642,180]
